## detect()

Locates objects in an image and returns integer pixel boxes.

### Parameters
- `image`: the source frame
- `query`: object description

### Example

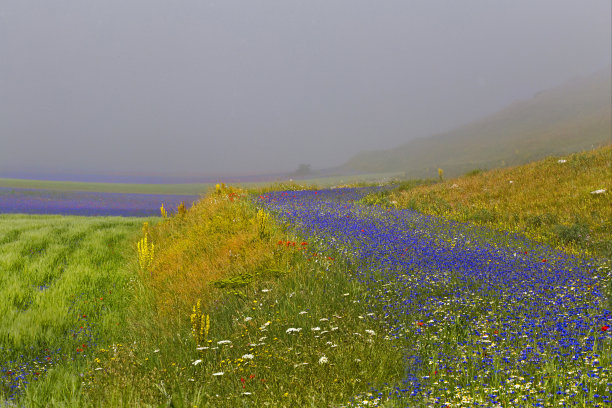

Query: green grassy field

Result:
[0,172,401,196]
[0,178,212,195]
[0,214,154,404]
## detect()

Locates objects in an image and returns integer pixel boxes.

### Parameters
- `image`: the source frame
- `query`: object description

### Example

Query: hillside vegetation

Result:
[345,68,611,178]
[388,144,611,258]
[78,188,403,407]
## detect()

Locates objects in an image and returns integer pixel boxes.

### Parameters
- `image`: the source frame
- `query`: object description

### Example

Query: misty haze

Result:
[1,0,610,181]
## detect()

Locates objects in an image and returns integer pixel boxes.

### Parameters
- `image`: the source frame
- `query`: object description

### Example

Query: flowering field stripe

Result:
[0,187,199,217]
[256,188,611,406]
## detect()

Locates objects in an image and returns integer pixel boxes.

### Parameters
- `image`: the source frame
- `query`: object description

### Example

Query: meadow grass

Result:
[0,178,211,195]
[77,189,405,407]
[389,144,612,258]
[0,214,152,404]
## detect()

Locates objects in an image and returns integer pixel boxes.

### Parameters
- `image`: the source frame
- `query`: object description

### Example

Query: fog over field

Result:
[1,0,610,179]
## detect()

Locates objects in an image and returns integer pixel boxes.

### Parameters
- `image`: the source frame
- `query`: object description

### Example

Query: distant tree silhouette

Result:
[294,164,312,176]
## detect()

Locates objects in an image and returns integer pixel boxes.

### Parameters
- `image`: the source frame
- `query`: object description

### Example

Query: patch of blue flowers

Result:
[1,292,102,402]
[256,187,611,407]
[0,187,198,217]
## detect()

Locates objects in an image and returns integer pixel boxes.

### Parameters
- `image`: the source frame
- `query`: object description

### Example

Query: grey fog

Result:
[1,0,610,180]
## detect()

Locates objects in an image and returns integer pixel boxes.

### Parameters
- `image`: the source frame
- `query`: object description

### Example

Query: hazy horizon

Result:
[1,0,610,180]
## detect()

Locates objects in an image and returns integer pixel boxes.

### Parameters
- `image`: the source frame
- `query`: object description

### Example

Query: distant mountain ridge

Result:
[343,68,612,178]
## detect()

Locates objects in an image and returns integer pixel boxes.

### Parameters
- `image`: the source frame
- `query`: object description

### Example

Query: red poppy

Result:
[602,325,610,332]
[493,330,499,334]
[542,259,546,263]
[249,374,255,379]
[417,322,424,327]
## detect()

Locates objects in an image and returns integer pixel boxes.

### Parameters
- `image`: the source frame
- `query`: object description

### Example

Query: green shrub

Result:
[525,213,558,228]
[468,208,496,223]
[359,191,392,208]
[465,168,484,177]
[554,223,590,245]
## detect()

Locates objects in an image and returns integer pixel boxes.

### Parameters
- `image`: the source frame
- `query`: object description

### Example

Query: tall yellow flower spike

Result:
[191,299,210,344]
[137,232,154,272]
[256,209,270,238]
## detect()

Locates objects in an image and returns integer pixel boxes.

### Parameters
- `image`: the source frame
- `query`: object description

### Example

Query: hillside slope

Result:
[345,68,611,178]
[388,144,611,258]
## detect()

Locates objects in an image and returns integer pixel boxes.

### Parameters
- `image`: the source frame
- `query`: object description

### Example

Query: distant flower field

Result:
[0,187,199,216]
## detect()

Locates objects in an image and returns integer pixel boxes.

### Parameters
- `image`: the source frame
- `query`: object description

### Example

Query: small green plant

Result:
[465,168,483,177]
[211,273,254,289]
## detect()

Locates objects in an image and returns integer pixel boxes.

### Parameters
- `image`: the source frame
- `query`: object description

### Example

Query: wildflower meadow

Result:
[0,147,610,407]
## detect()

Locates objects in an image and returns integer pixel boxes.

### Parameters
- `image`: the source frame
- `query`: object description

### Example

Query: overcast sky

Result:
[1,0,610,179]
